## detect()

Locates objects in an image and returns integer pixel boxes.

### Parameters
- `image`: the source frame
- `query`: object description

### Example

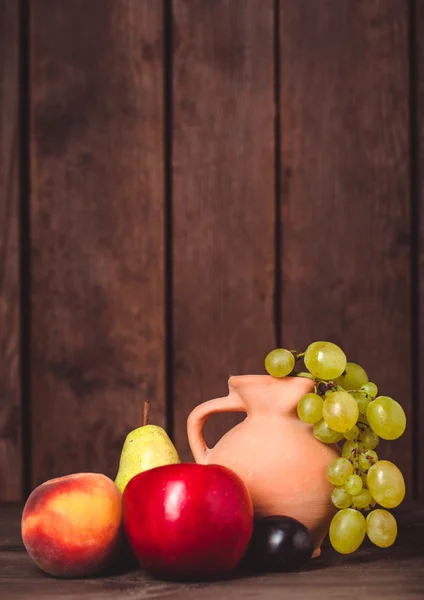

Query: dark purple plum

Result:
[244,515,314,572]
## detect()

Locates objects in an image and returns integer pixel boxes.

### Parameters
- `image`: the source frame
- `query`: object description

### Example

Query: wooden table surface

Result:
[1,503,424,600]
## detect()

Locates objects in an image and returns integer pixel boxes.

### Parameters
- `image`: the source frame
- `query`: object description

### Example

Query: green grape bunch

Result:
[264,340,407,555]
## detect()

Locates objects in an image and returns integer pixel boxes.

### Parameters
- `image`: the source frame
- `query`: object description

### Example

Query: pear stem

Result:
[143,400,150,426]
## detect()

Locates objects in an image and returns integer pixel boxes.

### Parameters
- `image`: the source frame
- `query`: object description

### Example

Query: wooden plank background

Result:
[30,0,165,488]
[0,0,21,501]
[416,0,424,499]
[0,0,421,500]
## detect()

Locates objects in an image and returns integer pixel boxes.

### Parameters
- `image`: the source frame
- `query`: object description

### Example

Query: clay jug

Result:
[187,375,340,557]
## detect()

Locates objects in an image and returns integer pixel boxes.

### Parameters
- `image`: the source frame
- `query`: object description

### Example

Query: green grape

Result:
[358,427,379,450]
[336,362,369,390]
[352,488,373,509]
[297,393,324,424]
[358,450,378,471]
[344,474,363,496]
[342,440,357,459]
[331,487,352,509]
[367,460,405,508]
[304,341,347,380]
[328,457,354,485]
[366,509,397,548]
[313,419,344,443]
[352,391,371,415]
[361,382,378,397]
[265,348,295,378]
[345,425,359,440]
[323,391,359,433]
[366,396,406,440]
[329,508,366,554]
[360,472,368,487]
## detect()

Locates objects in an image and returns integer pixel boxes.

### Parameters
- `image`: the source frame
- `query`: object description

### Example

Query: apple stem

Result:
[143,400,150,426]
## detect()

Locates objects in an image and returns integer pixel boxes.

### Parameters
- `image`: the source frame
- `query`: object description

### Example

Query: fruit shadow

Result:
[144,566,259,585]
[144,556,322,584]
[302,539,424,572]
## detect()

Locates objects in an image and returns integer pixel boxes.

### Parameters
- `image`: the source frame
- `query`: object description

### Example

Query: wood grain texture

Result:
[279,0,412,486]
[417,0,424,499]
[1,504,424,599]
[30,0,165,487]
[172,0,276,461]
[0,0,21,501]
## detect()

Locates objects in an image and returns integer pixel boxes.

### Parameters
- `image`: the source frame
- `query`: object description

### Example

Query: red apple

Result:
[122,463,253,579]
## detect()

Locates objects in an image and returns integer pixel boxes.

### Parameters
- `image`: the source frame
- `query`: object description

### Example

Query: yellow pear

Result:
[115,402,180,493]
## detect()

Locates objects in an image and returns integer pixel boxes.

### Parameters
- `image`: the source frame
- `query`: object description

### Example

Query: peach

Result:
[21,473,123,577]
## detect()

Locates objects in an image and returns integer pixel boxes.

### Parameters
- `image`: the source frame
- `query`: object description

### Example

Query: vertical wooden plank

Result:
[0,0,22,501]
[280,1,412,489]
[416,0,424,499]
[30,0,165,486]
[172,0,275,460]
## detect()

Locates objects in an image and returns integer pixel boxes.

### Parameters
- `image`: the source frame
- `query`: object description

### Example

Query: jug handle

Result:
[187,394,245,464]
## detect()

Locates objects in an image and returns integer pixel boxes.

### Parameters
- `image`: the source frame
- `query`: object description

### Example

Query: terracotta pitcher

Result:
[187,375,340,557]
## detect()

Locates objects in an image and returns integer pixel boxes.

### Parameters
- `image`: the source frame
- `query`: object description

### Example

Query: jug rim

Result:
[228,374,312,388]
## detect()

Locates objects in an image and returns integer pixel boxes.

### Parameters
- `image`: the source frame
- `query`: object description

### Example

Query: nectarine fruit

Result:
[22,473,123,577]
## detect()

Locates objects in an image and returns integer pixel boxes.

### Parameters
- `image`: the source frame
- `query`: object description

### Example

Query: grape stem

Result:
[293,371,315,380]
